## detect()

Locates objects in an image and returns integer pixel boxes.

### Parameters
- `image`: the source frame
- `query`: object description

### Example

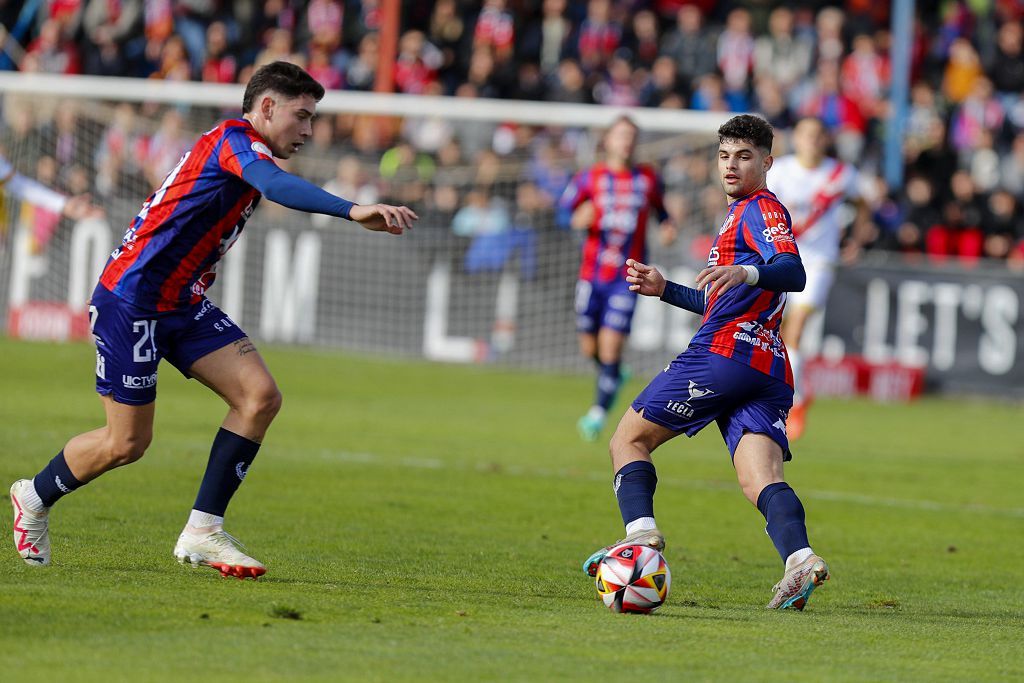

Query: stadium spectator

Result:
[660,5,716,90]
[999,132,1024,196]
[427,0,466,91]
[623,10,661,70]
[576,0,622,73]
[148,33,191,81]
[82,0,143,77]
[201,20,237,84]
[981,189,1022,260]
[592,52,639,107]
[311,155,380,229]
[547,57,590,104]
[639,55,685,108]
[796,60,867,161]
[841,32,890,121]
[473,0,515,64]
[716,8,754,101]
[305,0,344,54]
[394,30,441,95]
[754,7,813,92]
[24,18,81,74]
[306,41,342,91]
[344,31,379,91]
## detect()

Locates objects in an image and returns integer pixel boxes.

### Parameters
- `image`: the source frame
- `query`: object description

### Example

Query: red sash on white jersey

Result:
[792,162,847,237]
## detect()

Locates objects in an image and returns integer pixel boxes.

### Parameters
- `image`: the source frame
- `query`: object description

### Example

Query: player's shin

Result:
[30,450,84,509]
[596,361,623,411]
[190,428,260,523]
[756,482,812,566]
[614,460,658,533]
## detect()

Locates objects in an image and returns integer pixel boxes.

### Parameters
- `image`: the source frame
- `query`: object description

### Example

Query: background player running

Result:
[583,114,830,610]
[767,117,866,439]
[9,62,417,578]
[559,115,676,442]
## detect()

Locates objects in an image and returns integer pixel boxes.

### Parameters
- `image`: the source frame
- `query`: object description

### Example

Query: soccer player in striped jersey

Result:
[582,115,830,610]
[9,62,417,577]
[767,117,865,439]
[559,115,676,442]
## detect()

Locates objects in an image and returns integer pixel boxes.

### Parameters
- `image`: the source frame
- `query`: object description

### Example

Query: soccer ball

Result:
[594,544,671,614]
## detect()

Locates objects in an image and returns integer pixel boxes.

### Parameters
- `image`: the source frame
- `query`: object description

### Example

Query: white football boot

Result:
[10,480,51,566]
[174,528,266,579]
[767,554,830,610]
[583,528,665,577]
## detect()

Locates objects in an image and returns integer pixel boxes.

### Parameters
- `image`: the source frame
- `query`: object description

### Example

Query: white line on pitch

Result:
[306,448,1024,520]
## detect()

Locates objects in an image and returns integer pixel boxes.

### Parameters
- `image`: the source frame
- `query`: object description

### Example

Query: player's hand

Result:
[570,200,595,230]
[658,220,677,247]
[349,203,419,235]
[625,258,666,298]
[62,194,104,220]
[696,265,747,298]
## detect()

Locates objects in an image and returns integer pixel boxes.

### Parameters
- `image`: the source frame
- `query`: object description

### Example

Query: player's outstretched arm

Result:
[626,258,704,314]
[348,203,418,235]
[241,160,416,234]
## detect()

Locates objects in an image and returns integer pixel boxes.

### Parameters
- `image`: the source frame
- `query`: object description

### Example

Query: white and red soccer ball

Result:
[595,544,671,614]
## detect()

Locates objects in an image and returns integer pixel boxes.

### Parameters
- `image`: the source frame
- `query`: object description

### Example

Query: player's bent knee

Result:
[240,386,282,424]
[107,434,152,467]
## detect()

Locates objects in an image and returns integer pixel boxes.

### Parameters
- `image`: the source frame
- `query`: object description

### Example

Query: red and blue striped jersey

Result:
[99,119,275,310]
[560,163,667,284]
[690,189,800,386]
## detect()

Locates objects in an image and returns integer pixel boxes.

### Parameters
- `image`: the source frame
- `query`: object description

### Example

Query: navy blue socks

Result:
[595,361,622,411]
[757,482,811,562]
[614,460,657,526]
[32,450,84,507]
[193,428,261,516]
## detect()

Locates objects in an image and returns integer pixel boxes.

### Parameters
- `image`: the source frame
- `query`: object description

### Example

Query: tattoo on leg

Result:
[233,338,257,356]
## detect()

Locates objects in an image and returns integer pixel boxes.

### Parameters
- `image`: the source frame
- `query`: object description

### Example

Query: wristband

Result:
[741,265,760,285]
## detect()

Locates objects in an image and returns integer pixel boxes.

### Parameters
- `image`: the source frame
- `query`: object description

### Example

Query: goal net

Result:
[0,72,726,375]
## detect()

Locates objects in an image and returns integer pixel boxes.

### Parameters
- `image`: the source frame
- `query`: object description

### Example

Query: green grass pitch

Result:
[0,337,1021,682]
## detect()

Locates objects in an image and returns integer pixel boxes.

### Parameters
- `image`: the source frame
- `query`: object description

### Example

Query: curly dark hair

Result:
[717,114,774,153]
[243,61,326,113]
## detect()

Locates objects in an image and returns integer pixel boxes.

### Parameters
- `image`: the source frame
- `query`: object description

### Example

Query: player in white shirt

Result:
[766,117,863,439]
[0,153,95,220]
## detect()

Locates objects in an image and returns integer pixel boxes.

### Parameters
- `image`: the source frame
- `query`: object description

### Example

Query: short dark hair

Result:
[717,114,773,153]
[242,61,326,113]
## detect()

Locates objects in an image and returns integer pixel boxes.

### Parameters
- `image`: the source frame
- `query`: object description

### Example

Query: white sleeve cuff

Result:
[741,265,760,285]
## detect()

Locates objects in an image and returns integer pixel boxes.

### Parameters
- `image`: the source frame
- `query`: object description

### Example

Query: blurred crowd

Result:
[2,0,1024,266]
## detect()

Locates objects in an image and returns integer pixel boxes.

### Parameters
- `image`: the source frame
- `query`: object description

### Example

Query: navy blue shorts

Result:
[575,278,637,334]
[631,350,794,460]
[89,284,248,405]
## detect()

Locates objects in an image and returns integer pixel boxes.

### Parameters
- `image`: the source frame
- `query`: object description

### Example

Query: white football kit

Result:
[767,155,860,309]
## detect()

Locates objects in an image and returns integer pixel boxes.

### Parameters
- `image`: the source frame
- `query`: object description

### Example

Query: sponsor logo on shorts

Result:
[666,380,714,418]
[96,352,106,380]
[194,299,216,321]
[122,372,158,389]
[773,419,787,434]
